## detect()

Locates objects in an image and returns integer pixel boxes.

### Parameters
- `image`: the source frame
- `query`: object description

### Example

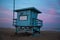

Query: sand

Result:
[0,28,60,40]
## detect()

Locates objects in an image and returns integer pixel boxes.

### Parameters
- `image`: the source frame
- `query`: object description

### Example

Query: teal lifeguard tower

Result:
[13,7,43,35]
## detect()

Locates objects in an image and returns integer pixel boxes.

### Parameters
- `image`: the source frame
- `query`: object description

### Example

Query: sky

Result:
[0,0,60,31]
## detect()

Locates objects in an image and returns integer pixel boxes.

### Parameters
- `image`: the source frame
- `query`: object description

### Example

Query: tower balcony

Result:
[32,18,43,27]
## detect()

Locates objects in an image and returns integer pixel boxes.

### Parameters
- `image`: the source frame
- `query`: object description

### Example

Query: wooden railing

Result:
[13,18,43,27]
[32,18,43,27]
[13,19,17,25]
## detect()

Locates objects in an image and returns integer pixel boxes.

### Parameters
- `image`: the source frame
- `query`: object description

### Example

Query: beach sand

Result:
[0,28,60,40]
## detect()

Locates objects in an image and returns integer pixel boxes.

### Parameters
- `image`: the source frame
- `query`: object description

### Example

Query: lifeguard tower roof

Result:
[14,7,41,13]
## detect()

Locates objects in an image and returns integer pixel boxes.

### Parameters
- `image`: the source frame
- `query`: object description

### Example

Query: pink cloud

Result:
[37,8,59,24]
[0,6,13,23]
[0,18,12,22]
[0,6,13,17]
[39,7,57,15]
[47,8,56,15]
[38,13,56,23]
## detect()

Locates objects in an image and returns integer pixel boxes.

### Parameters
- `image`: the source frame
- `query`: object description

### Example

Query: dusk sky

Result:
[0,0,60,31]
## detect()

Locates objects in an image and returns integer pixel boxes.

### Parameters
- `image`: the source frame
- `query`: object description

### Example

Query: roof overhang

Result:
[14,7,42,13]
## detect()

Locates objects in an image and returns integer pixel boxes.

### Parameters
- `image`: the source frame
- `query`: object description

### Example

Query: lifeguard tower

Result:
[13,7,43,35]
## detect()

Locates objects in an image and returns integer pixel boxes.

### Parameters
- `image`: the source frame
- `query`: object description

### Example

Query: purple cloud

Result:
[0,6,13,18]
[0,6,13,28]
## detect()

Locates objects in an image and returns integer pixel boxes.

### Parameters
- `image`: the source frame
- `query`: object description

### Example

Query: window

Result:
[20,16,27,20]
